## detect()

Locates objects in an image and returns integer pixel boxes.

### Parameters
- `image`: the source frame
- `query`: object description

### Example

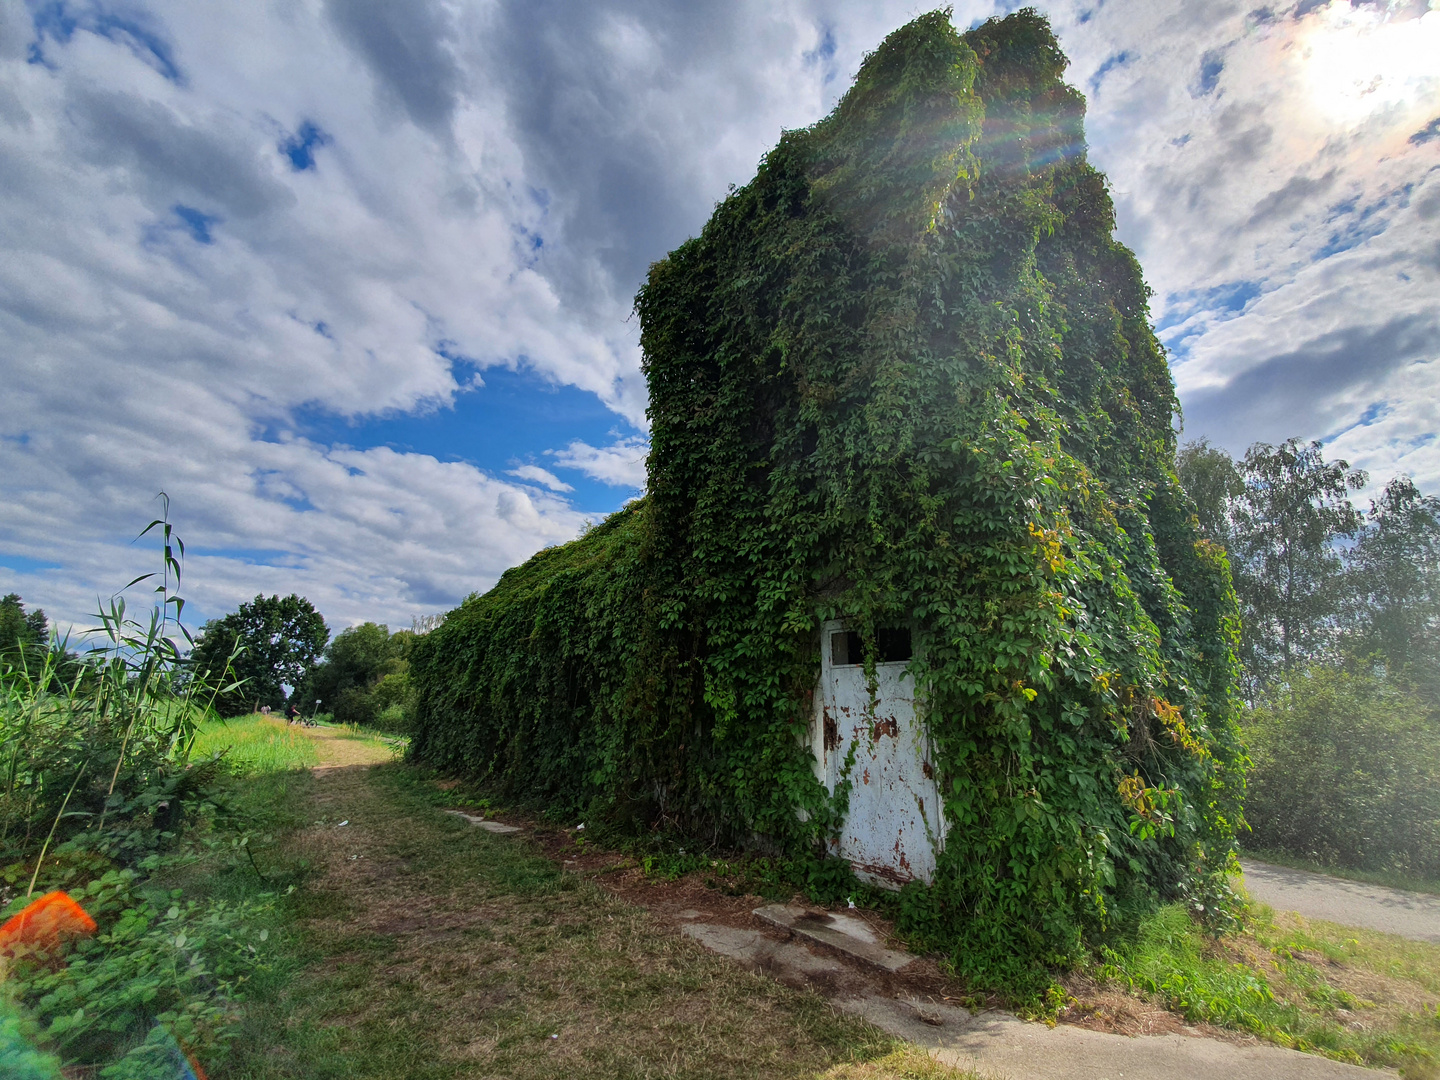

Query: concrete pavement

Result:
[1240,860,1440,942]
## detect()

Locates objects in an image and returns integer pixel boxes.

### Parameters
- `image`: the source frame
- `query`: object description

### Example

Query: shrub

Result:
[1244,667,1440,878]
[372,704,411,735]
[332,686,378,729]
[0,990,62,1080]
[371,671,410,710]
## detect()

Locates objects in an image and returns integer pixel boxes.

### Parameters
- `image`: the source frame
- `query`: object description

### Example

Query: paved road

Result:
[1239,859,1440,942]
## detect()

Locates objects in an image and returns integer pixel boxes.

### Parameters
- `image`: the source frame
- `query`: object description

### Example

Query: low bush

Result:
[371,703,411,735]
[332,685,378,728]
[5,867,279,1075]
[1244,666,1440,878]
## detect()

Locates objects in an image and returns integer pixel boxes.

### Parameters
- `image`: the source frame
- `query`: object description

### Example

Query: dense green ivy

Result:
[410,9,1244,987]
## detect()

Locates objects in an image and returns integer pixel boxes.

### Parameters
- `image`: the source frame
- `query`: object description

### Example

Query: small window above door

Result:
[830,627,912,666]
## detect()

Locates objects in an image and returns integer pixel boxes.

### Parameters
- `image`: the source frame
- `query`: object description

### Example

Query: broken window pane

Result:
[831,627,912,665]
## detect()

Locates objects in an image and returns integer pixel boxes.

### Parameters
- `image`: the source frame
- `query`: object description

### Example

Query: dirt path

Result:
[1240,860,1440,943]
[234,763,895,1079]
[296,722,402,768]
[244,758,1398,1077]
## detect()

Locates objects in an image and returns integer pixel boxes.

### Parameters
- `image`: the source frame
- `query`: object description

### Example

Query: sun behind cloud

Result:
[1299,3,1439,129]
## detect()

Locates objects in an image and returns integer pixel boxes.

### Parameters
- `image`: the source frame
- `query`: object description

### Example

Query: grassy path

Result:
[187,720,1438,1078]
[221,763,956,1080]
[192,714,401,772]
[302,721,404,769]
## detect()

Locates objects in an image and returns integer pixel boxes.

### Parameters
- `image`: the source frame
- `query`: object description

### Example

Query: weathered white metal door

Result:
[811,620,946,888]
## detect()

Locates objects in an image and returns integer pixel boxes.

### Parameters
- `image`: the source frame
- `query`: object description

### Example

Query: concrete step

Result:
[752,902,914,972]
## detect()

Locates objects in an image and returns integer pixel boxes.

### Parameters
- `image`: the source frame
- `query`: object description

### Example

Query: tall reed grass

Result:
[0,497,283,1075]
[0,497,240,887]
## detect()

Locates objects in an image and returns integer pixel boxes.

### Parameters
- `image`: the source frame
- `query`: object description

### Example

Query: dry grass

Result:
[223,763,895,1079]
[1249,909,1440,1077]
[300,721,403,768]
[816,1048,988,1079]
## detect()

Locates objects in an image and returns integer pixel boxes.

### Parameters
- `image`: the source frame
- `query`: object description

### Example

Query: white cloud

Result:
[1049,0,1440,488]
[549,437,649,489]
[1,0,1436,636]
[507,464,573,492]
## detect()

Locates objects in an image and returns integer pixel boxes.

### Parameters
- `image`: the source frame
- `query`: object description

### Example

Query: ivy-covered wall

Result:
[410,9,1244,982]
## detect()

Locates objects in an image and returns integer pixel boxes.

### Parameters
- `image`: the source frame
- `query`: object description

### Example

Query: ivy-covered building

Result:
[411,9,1244,974]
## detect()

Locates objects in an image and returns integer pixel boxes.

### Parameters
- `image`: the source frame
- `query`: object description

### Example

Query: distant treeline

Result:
[1179,437,1440,879]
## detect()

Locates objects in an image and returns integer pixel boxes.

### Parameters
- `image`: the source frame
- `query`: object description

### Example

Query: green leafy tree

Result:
[1343,476,1440,676]
[303,622,408,713]
[190,595,328,716]
[1229,439,1365,686]
[1176,439,1242,548]
[0,594,48,658]
[1245,666,1440,877]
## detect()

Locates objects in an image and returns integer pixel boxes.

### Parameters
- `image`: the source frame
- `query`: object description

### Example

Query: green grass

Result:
[310,717,407,749]
[220,762,904,1079]
[192,714,320,773]
[1240,847,1440,898]
[1092,902,1440,1078]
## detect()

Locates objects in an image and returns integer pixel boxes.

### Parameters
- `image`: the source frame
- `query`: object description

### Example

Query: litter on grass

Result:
[0,891,97,960]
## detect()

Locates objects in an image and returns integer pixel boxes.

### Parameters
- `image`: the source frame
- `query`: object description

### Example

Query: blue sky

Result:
[0,0,1437,633]
[285,365,646,514]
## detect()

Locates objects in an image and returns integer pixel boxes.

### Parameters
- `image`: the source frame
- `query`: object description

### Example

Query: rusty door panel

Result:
[809,620,947,888]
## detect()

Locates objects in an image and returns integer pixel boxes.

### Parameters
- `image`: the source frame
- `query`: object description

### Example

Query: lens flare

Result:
[1301,5,1440,127]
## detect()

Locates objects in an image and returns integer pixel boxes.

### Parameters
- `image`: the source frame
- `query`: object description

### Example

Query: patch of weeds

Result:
[1095,905,1281,1036]
[0,774,302,1078]
[1093,902,1440,1076]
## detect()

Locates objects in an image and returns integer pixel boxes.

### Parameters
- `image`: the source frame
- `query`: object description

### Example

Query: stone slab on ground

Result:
[925,1008,1390,1080]
[443,810,522,834]
[839,996,1391,1079]
[680,922,845,977]
[1240,860,1440,943]
[753,903,914,972]
[678,912,1392,1079]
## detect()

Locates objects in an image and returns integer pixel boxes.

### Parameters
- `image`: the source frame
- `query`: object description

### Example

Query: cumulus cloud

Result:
[549,437,649,490]
[1051,0,1440,492]
[0,0,1437,634]
[507,464,573,492]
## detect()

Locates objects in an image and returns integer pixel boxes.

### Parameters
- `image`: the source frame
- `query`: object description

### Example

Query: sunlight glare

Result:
[1301,5,1440,127]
